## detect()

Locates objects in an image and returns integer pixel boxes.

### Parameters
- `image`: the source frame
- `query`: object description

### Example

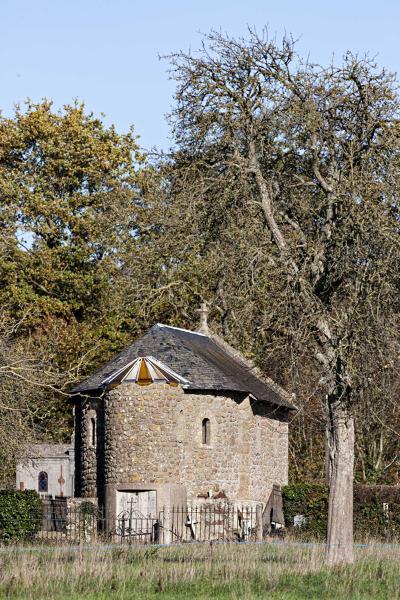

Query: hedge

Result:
[0,490,43,542]
[282,483,328,539]
[282,483,400,540]
[354,485,400,538]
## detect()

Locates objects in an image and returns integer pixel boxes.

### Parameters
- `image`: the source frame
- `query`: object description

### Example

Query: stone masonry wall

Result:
[103,384,181,487]
[96,383,288,504]
[182,392,288,501]
[75,396,104,500]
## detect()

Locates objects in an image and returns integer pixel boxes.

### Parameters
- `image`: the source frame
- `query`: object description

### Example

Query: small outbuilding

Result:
[72,318,295,521]
[16,444,75,498]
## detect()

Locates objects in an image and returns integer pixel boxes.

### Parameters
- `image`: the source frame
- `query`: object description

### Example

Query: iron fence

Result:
[161,504,260,543]
[0,501,267,546]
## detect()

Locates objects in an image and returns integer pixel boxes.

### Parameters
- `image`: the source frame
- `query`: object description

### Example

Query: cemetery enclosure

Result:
[6,500,273,545]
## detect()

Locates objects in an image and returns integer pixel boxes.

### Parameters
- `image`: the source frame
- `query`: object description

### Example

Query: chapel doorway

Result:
[115,490,157,542]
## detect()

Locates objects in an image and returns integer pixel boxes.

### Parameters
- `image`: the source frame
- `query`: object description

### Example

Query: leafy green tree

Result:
[0,101,150,457]
[0,100,145,346]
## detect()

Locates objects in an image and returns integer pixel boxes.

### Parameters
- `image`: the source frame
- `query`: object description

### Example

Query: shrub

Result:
[282,483,328,539]
[0,490,43,542]
[354,485,400,539]
[282,483,400,540]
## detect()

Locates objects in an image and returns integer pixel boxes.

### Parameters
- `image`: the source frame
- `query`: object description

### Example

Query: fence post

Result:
[163,506,172,545]
[256,504,263,542]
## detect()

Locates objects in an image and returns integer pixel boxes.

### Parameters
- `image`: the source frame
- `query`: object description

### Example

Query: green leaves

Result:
[283,483,400,540]
[0,100,144,329]
[0,101,151,476]
[0,490,43,542]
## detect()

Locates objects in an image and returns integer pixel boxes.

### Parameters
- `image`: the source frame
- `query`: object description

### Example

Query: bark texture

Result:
[326,405,355,564]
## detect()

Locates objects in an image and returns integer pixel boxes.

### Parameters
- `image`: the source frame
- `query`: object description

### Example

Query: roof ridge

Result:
[209,332,295,406]
[156,323,206,336]
[71,322,296,409]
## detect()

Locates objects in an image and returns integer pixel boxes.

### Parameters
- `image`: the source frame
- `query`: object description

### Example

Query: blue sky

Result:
[1,0,399,150]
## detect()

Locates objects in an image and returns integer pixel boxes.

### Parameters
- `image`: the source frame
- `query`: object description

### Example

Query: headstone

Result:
[383,502,389,522]
[294,514,307,527]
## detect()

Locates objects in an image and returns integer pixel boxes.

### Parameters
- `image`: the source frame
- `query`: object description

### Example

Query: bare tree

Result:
[163,30,400,564]
[0,310,84,486]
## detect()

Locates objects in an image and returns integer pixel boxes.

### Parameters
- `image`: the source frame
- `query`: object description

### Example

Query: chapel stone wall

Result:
[74,396,104,501]
[177,390,288,501]
[96,382,288,504]
[103,383,182,487]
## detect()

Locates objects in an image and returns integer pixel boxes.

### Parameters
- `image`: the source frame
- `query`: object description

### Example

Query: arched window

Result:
[38,471,48,493]
[90,417,96,447]
[202,418,210,445]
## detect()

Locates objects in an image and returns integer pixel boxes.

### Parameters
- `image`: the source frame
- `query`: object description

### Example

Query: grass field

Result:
[0,541,399,599]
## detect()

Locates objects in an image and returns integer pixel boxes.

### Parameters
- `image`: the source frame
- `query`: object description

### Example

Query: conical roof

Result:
[72,324,295,410]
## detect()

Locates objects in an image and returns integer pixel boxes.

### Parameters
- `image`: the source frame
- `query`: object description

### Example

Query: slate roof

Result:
[72,324,295,410]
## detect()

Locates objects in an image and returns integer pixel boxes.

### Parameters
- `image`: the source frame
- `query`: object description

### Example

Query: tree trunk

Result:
[326,402,355,565]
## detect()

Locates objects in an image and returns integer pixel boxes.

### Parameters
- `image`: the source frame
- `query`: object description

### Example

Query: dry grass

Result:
[0,541,399,599]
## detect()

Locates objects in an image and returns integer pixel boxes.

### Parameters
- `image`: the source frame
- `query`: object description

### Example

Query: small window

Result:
[202,418,211,445]
[38,471,48,493]
[90,417,96,447]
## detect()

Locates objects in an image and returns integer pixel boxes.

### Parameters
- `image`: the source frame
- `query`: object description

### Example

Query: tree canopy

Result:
[159,30,400,563]
[0,101,144,333]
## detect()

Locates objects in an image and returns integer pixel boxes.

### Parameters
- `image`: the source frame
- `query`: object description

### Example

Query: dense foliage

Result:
[283,484,400,540]
[0,100,147,362]
[354,485,400,539]
[0,490,43,541]
[282,484,329,539]
[0,101,148,482]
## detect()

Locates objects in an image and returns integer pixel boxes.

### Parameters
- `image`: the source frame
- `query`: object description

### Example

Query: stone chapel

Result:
[72,316,295,520]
